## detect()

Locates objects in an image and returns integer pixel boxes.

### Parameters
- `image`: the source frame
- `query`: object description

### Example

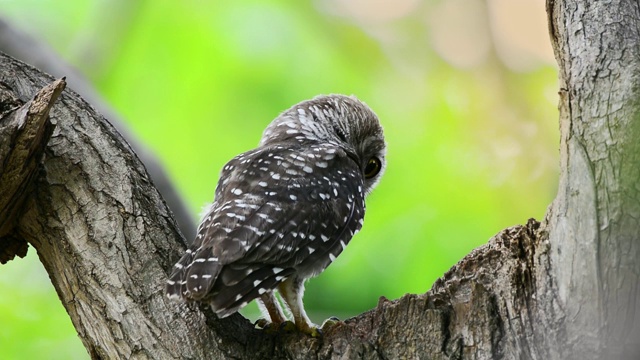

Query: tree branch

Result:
[0,75,63,263]
[0,53,228,359]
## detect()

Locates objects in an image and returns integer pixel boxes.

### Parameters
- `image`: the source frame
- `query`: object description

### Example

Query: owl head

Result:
[260,94,387,194]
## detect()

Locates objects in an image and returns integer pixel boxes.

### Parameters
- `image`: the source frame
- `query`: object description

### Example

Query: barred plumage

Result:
[166,94,386,335]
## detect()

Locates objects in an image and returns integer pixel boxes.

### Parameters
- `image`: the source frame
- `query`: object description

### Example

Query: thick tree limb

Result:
[0,54,232,359]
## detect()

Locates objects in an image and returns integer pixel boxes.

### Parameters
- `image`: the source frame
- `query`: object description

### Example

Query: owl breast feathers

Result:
[166,94,386,336]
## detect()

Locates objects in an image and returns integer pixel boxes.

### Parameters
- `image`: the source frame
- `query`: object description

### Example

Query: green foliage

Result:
[0,1,558,358]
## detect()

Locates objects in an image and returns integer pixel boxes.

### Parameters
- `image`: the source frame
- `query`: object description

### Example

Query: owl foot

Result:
[255,318,270,329]
[321,316,341,331]
[256,319,310,336]
[279,320,298,333]
[292,321,323,338]
[255,318,280,335]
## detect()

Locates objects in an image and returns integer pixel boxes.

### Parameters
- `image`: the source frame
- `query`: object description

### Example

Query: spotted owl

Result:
[165,94,386,336]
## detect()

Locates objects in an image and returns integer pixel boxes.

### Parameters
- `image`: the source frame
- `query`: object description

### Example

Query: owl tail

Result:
[166,247,222,301]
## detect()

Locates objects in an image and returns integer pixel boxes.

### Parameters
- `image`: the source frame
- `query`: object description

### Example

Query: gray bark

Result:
[0,17,196,242]
[545,0,640,358]
[0,0,639,358]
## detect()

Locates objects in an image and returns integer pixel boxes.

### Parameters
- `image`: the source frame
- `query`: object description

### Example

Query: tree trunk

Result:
[0,0,638,358]
[545,0,640,358]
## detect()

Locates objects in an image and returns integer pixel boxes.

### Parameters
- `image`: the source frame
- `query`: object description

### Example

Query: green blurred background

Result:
[0,0,558,358]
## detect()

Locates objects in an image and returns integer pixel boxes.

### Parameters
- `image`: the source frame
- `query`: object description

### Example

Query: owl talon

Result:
[321,316,341,330]
[256,320,282,335]
[278,320,297,333]
[309,327,323,338]
[254,318,270,329]
[292,322,323,337]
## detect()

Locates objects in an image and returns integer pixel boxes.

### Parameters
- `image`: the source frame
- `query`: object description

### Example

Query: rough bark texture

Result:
[545,0,640,358]
[1,0,639,358]
[0,18,196,241]
[0,76,62,263]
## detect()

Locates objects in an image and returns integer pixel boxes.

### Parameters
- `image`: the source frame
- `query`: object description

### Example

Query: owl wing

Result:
[165,144,366,317]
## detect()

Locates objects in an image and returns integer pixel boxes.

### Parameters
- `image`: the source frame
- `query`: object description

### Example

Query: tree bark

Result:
[0,17,196,242]
[545,0,640,358]
[0,0,639,358]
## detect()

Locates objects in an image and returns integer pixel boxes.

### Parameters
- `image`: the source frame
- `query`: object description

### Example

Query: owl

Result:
[166,94,386,336]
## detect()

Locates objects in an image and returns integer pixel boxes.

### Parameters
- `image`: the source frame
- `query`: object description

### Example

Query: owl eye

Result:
[364,157,382,179]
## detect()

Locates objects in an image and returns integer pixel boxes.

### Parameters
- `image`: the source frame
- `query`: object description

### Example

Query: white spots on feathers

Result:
[257,213,274,223]
[276,244,294,252]
[225,213,242,220]
[246,225,265,236]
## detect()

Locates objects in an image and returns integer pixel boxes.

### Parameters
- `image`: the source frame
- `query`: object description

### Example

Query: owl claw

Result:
[309,327,323,338]
[278,320,297,333]
[257,319,322,337]
[292,322,323,337]
[321,316,341,331]
[255,318,270,329]
[255,319,279,335]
